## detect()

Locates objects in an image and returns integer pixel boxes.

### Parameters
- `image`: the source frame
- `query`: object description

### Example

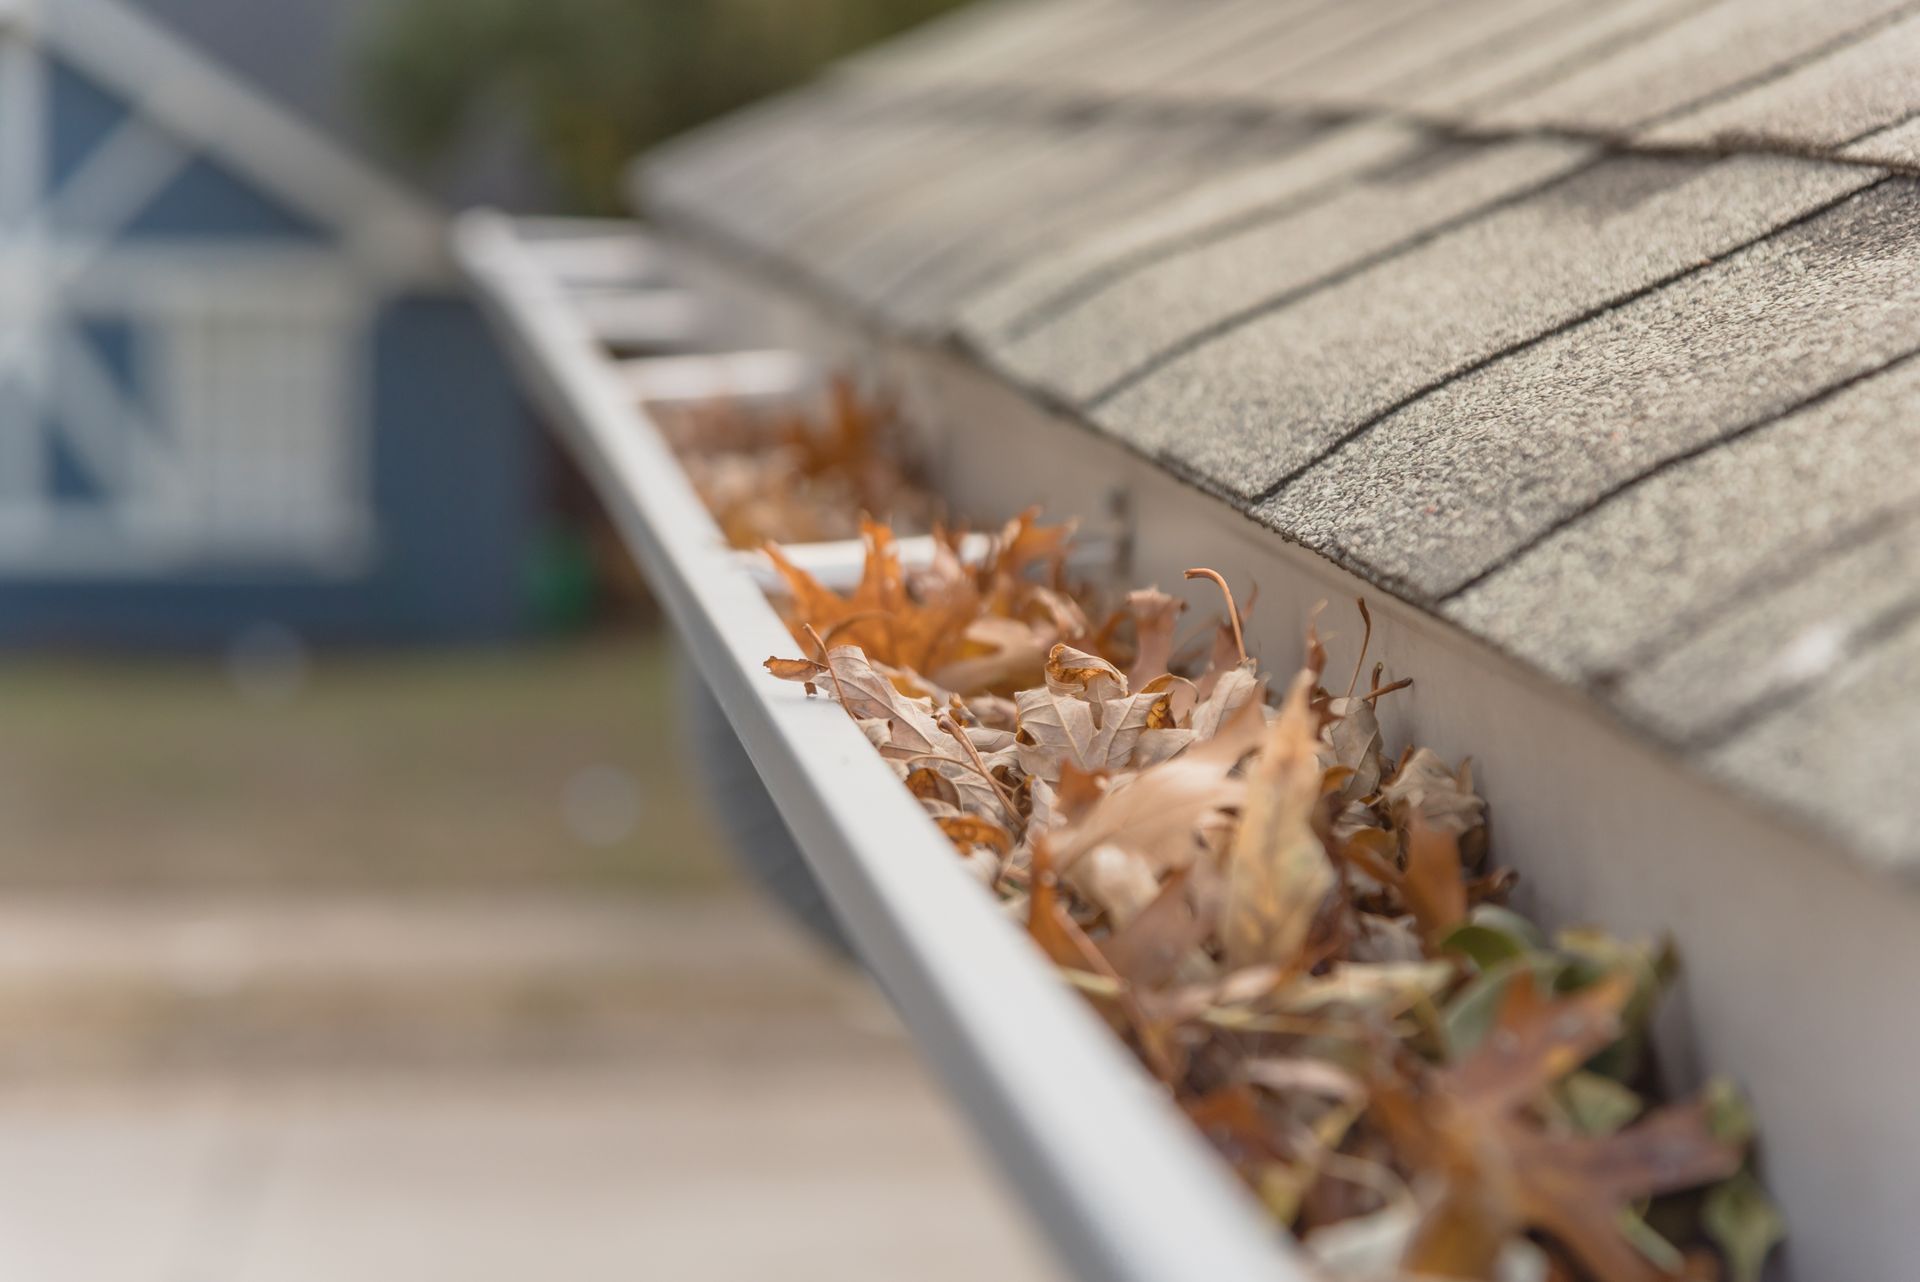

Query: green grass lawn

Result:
[0,629,734,893]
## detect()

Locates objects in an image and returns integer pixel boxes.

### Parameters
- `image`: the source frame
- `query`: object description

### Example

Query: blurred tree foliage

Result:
[358,0,972,212]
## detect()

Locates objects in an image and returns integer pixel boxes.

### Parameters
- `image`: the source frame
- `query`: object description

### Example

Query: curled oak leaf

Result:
[1129,674,1200,766]
[804,646,945,758]
[1013,682,1169,783]
[937,814,1013,857]
[1140,672,1198,724]
[1044,643,1129,702]
[1224,669,1335,972]
[766,517,982,676]
[1013,688,1100,783]
[1126,587,1186,689]
[1190,661,1264,740]
[1020,584,1093,645]
[1052,695,1269,875]
[1131,727,1198,768]
[930,615,1054,694]
[1323,695,1388,804]
[986,507,1076,585]
[1382,747,1486,840]
[904,766,960,808]
[963,692,1020,731]
[765,656,827,683]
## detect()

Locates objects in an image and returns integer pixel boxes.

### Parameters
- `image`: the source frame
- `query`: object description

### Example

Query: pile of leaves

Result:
[761,512,1786,1282]
[656,378,935,549]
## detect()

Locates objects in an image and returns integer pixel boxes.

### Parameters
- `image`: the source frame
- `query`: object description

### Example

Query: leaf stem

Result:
[1184,567,1246,665]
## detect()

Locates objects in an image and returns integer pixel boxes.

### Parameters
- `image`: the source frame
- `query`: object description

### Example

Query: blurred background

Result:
[0,0,1058,1277]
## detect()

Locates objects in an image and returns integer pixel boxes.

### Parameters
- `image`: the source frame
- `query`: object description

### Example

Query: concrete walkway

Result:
[0,894,1062,1282]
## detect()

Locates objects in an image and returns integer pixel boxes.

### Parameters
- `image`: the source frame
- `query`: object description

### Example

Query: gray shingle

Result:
[1391,0,1716,118]
[1259,180,1920,603]
[1041,0,1320,101]
[1706,611,1920,873]
[768,111,1067,270]
[934,0,1217,95]
[1443,347,1920,683]
[1096,154,1878,498]
[957,120,1427,339]
[826,117,1265,316]
[1618,504,1920,745]
[1844,114,1920,168]
[1642,10,1920,151]
[641,86,882,247]
[883,118,1282,330]
[1471,0,1918,136]
[800,119,1106,302]
[988,137,1594,403]
[1260,0,1594,110]
[1148,0,1443,106]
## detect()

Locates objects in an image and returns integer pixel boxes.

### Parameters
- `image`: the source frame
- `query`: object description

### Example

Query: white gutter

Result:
[452,209,1312,1282]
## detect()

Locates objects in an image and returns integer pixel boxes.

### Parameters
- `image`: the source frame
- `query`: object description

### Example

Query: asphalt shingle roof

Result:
[637,0,1920,873]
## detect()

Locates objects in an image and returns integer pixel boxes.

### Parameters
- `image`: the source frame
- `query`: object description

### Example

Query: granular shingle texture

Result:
[638,0,1920,871]
[1617,505,1920,745]
[1259,181,1920,600]
[959,120,1427,339]
[1642,9,1920,151]
[986,137,1593,402]
[1097,155,1876,494]
[1445,348,1920,682]
[1707,612,1920,872]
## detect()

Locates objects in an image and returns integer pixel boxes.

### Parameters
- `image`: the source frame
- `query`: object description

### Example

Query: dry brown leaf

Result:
[1402,819,1469,948]
[931,615,1055,694]
[764,656,827,683]
[937,814,1014,857]
[1382,747,1486,838]
[1126,587,1186,689]
[1099,866,1209,989]
[1052,695,1269,875]
[1223,670,1335,972]
[1324,695,1387,804]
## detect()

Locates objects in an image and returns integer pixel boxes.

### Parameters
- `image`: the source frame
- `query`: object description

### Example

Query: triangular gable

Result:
[17,0,447,280]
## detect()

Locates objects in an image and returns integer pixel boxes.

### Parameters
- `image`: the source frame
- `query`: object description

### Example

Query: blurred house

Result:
[0,0,543,647]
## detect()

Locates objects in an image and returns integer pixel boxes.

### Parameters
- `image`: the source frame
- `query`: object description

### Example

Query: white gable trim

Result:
[21,0,449,283]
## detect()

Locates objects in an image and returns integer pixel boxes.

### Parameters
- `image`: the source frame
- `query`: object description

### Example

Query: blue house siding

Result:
[45,57,130,190]
[0,297,543,649]
[122,154,329,242]
[9,39,547,650]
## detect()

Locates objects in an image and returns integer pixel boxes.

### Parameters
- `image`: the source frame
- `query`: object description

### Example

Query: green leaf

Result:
[1441,922,1528,971]
[1704,1171,1787,1282]
[1560,1070,1643,1135]
[1469,903,1547,948]
[1554,929,1673,1080]
[1702,1076,1757,1146]
[1443,952,1563,1059]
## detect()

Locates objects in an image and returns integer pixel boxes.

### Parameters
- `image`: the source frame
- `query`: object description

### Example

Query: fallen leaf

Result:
[1223,669,1335,971]
[1382,748,1486,839]
[1703,1170,1786,1282]
[1126,587,1186,688]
